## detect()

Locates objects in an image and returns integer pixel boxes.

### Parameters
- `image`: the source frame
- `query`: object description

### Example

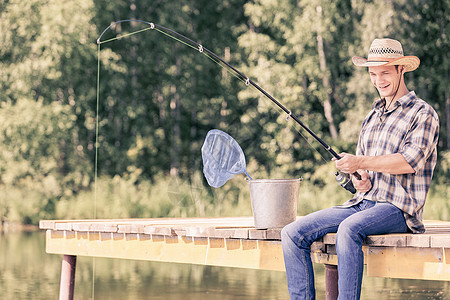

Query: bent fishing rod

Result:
[97,20,360,193]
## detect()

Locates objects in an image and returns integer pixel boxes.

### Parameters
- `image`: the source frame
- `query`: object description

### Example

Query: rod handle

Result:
[352,171,362,180]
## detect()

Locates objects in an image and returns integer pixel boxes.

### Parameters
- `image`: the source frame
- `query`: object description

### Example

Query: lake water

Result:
[0,231,448,299]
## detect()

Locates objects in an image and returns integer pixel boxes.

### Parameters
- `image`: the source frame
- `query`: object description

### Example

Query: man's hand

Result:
[332,152,361,174]
[352,169,372,193]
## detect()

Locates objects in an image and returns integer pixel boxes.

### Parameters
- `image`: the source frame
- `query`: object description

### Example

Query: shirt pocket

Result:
[375,114,411,155]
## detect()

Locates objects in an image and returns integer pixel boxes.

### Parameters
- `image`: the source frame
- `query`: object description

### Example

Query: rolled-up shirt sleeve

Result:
[399,109,439,173]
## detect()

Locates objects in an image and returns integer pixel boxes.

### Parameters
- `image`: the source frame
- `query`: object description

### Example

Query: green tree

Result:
[0,0,98,170]
[0,0,97,223]
[238,0,359,178]
[0,99,90,224]
[1,0,447,224]
[92,0,248,180]
[394,0,449,150]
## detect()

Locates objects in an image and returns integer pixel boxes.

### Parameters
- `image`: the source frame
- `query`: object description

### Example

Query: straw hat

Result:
[352,38,420,72]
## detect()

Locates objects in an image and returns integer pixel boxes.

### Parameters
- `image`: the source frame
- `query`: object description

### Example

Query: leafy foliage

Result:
[0,0,448,224]
[0,99,90,223]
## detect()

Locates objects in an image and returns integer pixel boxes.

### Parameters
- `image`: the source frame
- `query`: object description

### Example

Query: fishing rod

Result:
[97,20,360,193]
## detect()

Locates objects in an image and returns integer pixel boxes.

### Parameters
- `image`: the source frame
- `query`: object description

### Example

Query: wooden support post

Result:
[59,255,77,300]
[325,264,338,300]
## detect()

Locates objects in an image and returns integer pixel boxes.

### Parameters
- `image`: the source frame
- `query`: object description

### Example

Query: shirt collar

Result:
[372,91,416,111]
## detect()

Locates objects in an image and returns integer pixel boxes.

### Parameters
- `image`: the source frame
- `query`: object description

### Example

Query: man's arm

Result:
[334,152,415,175]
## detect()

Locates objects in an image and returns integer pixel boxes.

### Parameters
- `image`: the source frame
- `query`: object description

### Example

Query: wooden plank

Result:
[143,226,173,236]
[425,228,450,234]
[365,234,407,247]
[39,217,255,230]
[39,217,450,228]
[311,240,325,252]
[431,234,450,248]
[311,251,338,265]
[71,222,91,232]
[45,230,285,272]
[40,218,450,249]
[173,228,187,236]
[249,228,283,240]
[258,241,285,270]
[136,217,254,227]
[184,225,224,238]
[117,224,142,234]
[209,227,250,239]
[89,222,118,232]
[118,221,167,234]
[424,220,450,234]
[249,229,268,240]
[39,217,450,236]
[323,233,336,244]
[406,234,431,247]
[55,223,73,231]
[366,246,450,280]
[50,230,65,239]
[39,220,56,230]
[266,229,282,240]
[43,218,450,281]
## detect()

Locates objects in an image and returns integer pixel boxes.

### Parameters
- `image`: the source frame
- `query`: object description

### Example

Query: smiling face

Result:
[368,65,404,100]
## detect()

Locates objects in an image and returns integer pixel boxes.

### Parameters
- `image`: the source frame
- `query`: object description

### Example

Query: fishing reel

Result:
[335,171,357,194]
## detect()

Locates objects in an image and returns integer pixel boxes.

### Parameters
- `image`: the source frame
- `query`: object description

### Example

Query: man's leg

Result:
[335,201,409,300]
[281,205,361,300]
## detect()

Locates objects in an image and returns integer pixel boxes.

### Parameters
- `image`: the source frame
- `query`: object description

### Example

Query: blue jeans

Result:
[281,200,408,300]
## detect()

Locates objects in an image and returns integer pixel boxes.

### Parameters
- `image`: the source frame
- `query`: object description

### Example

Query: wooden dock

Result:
[40,217,450,299]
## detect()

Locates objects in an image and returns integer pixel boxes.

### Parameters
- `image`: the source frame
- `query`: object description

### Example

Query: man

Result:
[281,38,439,299]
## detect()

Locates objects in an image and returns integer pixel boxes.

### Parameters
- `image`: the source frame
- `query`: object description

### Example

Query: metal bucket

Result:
[247,178,302,229]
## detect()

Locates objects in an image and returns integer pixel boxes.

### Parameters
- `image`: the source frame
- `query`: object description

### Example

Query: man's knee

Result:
[281,221,311,250]
[281,222,296,244]
[281,220,321,250]
[336,218,365,248]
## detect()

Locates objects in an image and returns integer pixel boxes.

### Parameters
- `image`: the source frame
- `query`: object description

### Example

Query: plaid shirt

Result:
[342,91,440,233]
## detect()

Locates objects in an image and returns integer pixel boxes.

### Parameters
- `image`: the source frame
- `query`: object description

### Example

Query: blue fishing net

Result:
[201,129,252,188]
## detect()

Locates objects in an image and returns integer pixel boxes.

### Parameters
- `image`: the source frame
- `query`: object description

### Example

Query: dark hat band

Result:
[369,48,403,55]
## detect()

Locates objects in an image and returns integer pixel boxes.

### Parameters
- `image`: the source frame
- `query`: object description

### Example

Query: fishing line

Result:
[93,21,159,299]
[95,19,358,232]
[98,27,153,45]
[94,21,358,294]
[95,44,100,219]
[91,42,103,300]
[97,22,247,86]
[96,19,356,178]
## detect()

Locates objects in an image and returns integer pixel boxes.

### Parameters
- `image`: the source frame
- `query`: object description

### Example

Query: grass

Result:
[1,166,448,225]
